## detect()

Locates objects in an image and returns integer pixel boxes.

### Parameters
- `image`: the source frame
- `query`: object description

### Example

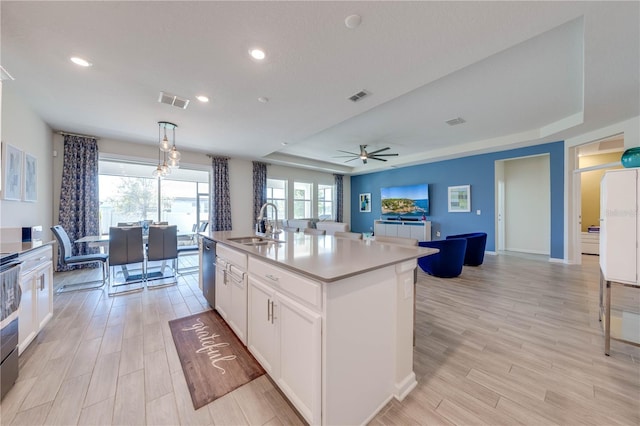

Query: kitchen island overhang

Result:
[202,230,437,425]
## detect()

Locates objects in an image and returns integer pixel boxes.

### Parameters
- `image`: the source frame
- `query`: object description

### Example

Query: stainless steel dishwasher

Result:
[201,237,216,308]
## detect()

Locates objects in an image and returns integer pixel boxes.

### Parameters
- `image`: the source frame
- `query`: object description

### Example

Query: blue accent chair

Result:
[446,232,487,266]
[417,238,467,278]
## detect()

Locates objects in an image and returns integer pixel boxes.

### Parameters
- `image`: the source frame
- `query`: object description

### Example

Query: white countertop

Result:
[203,230,437,282]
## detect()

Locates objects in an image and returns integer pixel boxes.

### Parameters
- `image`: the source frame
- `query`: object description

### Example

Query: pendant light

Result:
[154,121,180,177]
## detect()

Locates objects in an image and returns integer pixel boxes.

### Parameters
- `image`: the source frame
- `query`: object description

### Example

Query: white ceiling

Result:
[1,1,638,174]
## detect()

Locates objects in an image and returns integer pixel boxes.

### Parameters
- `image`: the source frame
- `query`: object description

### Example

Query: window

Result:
[293,182,313,219]
[98,159,209,234]
[266,178,287,220]
[317,184,334,220]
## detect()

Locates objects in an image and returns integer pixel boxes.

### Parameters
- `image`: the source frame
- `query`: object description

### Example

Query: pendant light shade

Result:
[154,121,180,177]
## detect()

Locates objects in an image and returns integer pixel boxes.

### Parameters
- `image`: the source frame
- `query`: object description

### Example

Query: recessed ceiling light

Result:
[281,142,288,146]
[345,14,362,29]
[196,95,209,103]
[249,48,266,60]
[257,96,269,103]
[70,56,92,67]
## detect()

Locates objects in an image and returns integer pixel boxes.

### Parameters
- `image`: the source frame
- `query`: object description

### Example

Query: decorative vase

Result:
[621,147,640,168]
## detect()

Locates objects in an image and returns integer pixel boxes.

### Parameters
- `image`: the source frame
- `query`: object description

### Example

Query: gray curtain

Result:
[253,161,268,224]
[57,135,100,271]
[334,174,344,223]
[210,156,233,231]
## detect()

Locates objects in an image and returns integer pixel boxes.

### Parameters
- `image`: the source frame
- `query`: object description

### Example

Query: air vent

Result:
[158,91,190,110]
[348,90,371,102]
[446,117,466,126]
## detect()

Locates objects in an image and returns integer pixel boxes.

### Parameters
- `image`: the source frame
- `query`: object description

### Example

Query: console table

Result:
[374,220,431,241]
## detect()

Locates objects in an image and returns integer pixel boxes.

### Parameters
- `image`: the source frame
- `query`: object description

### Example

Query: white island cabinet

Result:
[248,257,322,424]
[208,231,436,425]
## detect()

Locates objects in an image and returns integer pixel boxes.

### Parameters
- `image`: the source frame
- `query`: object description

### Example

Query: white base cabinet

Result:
[248,266,322,425]
[245,253,415,426]
[215,245,248,344]
[18,245,53,354]
[374,220,431,241]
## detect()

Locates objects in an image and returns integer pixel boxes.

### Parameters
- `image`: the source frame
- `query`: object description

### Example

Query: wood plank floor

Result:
[1,253,638,425]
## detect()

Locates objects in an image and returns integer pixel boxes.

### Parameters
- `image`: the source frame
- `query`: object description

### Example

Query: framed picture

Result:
[448,185,470,212]
[2,143,22,201]
[23,153,37,202]
[359,193,371,212]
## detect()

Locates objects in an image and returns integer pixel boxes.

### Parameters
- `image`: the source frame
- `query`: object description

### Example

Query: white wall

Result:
[503,154,551,254]
[0,83,54,233]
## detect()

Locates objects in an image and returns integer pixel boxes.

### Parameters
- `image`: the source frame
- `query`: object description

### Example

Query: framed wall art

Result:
[23,153,37,202]
[448,185,470,212]
[2,143,23,201]
[359,193,371,213]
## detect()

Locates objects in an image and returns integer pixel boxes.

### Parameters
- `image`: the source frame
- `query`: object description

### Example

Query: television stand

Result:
[374,220,431,241]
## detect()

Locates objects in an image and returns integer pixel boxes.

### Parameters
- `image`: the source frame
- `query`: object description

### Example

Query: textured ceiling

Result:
[1,1,638,174]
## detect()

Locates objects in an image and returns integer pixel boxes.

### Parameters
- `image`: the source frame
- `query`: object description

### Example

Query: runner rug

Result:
[169,310,265,410]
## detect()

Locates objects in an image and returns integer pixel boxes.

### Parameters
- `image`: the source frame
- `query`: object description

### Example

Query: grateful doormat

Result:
[169,310,265,410]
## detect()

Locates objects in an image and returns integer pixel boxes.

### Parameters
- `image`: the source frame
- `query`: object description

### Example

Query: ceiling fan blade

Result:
[344,157,359,163]
[332,154,359,158]
[366,147,391,155]
[337,150,359,156]
[370,157,388,162]
[370,153,399,157]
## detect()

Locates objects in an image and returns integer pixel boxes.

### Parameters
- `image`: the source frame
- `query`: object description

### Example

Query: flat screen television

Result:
[380,183,429,217]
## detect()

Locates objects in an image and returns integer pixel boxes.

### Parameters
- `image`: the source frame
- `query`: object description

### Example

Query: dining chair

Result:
[146,225,178,288]
[283,226,299,232]
[50,225,109,293]
[108,226,145,296]
[303,228,326,235]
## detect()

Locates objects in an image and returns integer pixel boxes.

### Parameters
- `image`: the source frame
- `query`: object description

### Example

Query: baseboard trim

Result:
[394,372,417,400]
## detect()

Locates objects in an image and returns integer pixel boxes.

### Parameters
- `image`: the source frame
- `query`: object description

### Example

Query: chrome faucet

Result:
[257,202,281,236]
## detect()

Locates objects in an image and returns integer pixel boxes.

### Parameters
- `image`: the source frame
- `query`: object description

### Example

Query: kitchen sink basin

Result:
[227,236,283,246]
[227,236,265,244]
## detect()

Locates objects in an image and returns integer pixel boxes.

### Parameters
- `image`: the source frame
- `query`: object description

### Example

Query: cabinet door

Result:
[601,170,637,283]
[228,268,247,345]
[410,224,425,241]
[247,276,277,375]
[384,224,398,237]
[276,292,322,425]
[36,261,53,329]
[18,270,36,354]
[397,225,412,238]
[215,260,231,319]
[373,222,384,236]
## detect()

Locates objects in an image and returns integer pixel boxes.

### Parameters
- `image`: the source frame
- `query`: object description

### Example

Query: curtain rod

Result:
[58,131,100,140]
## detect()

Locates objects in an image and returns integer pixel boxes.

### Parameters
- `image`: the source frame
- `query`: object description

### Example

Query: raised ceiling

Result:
[1,2,638,174]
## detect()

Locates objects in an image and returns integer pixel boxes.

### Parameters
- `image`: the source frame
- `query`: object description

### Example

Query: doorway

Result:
[568,135,625,264]
[495,154,551,255]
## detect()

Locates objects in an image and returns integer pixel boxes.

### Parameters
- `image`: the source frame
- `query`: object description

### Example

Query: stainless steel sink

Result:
[227,236,265,244]
[227,236,283,246]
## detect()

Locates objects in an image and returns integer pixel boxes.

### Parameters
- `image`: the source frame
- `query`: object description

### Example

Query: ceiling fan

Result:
[335,144,399,164]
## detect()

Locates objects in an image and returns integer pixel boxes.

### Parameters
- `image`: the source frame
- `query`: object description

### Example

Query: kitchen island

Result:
[202,230,436,425]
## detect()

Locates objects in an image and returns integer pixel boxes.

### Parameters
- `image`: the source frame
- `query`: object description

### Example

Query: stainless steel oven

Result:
[1,253,22,400]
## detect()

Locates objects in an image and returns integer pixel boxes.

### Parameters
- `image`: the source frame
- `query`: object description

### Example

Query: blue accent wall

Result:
[350,141,565,259]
